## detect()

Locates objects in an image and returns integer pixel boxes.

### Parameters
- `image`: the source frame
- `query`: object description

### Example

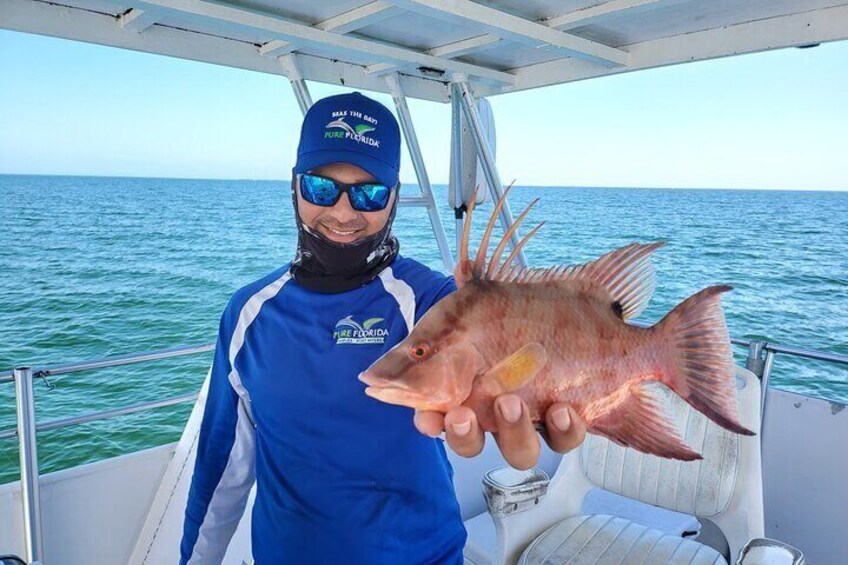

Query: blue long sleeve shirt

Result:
[180,256,466,564]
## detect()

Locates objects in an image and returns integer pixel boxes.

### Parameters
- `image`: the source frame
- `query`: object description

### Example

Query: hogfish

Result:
[359,188,754,460]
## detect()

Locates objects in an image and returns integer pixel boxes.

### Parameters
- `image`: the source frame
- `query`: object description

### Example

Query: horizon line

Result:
[1,172,846,193]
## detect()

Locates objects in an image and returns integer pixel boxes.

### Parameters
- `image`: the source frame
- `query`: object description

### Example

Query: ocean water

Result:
[1,174,846,484]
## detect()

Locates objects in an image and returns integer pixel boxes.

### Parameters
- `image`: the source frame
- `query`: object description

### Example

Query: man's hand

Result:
[413,395,587,470]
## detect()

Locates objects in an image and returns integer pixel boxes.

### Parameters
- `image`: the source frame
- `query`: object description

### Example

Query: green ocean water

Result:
[1,174,846,485]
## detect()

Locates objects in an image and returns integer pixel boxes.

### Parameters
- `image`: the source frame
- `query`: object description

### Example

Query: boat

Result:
[1,1,847,564]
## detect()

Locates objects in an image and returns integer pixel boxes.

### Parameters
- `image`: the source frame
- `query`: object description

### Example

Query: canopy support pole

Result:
[450,86,465,256]
[386,74,454,272]
[452,78,527,268]
[280,54,313,115]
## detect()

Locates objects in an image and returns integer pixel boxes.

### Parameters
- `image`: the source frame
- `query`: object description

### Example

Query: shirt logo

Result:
[325,113,380,147]
[333,315,389,345]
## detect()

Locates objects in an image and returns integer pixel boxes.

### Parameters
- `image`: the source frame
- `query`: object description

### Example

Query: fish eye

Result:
[409,343,430,360]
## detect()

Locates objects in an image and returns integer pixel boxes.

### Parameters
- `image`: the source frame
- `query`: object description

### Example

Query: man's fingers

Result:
[543,404,587,454]
[493,395,539,470]
[415,407,486,458]
[416,402,585,465]
[413,410,444,438]
[444,406,485,458]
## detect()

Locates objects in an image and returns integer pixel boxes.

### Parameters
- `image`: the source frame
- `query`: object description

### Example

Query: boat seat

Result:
[466,366,763,564]
[518,514,726,565]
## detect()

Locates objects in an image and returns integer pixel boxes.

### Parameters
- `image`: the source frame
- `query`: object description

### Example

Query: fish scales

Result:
[360,186,754,461]
[457,279,663,428]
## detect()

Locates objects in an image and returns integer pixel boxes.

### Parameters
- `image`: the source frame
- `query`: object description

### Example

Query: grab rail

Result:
[0,343,214,440]
[0,391,199,441]
[0,342,215,385]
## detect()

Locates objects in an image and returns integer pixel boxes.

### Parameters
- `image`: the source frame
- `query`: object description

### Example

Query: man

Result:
[180,92,585,564]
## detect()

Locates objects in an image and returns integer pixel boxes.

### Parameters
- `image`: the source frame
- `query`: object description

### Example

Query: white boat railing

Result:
[0,342,212,563]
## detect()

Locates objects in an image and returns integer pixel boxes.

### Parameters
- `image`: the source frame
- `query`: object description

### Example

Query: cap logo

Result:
[325,111,380,148]
[295,93,399,187]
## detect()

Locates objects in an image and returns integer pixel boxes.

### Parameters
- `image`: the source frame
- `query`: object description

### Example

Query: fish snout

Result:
[358,370,417,395]
[358,370,405,388]
[359,370,432,409]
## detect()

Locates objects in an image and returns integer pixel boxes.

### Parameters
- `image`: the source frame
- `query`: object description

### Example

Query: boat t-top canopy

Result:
[3,0,848,102]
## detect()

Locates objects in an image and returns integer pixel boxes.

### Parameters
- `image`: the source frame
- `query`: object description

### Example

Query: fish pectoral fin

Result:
[588,383,702,461]
[480,342,547,394]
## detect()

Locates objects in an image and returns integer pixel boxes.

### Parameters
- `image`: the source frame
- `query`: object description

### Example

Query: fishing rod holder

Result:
[746,341,766,378]
[744,340,776,423]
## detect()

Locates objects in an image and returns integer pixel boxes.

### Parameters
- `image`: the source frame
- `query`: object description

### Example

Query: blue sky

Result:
[1,29,846,190]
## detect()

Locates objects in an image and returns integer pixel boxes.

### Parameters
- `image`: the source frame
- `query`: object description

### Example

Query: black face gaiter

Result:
[289,177,400,293]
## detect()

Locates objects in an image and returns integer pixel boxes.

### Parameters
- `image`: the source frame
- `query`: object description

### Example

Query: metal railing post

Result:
[452,77,528,268]
[279,54,313,115]
[14,367,44,562]
[385,74,454,272]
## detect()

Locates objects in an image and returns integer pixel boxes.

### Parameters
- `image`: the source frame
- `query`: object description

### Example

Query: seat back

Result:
[580,384,738,517]
[568,366,764,557]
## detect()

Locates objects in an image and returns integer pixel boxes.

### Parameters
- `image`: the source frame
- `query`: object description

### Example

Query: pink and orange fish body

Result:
[360,188,753,461]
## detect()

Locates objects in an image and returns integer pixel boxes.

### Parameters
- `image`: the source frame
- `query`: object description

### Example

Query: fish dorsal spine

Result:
[454,184,664,321]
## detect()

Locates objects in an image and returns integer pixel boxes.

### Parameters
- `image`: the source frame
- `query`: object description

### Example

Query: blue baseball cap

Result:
[293,92,401,188]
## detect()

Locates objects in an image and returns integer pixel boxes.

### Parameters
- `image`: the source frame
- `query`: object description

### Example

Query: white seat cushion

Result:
[518,514,727,565]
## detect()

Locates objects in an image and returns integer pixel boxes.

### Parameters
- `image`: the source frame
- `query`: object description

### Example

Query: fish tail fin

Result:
[656,285,755,436]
